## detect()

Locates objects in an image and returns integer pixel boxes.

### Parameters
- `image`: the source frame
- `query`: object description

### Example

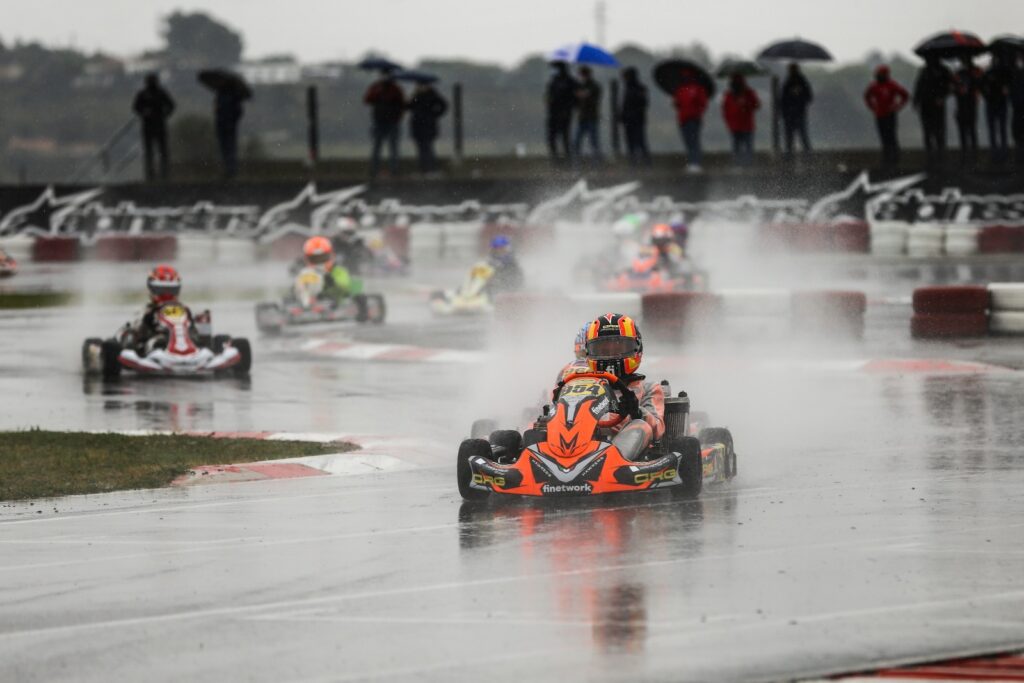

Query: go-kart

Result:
[457,369,736,500]
[0,248,17,278]
[255,266,386,334]
[430,263,495,316]
[82,302,251,379]
[604,253,707,294]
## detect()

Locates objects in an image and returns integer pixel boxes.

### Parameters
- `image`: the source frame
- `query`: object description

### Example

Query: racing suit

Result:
[127,300,197,353]
[319,264,360,304]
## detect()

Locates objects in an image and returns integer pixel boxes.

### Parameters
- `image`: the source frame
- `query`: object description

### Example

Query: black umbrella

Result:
[757,38,833,62]
[357,57,402,73]
[652,59,715,98]
[914,31,986,60]
[715,59,768,78]
[392,69,439,85]
[989,35,1024,55]
[197,69,252,99]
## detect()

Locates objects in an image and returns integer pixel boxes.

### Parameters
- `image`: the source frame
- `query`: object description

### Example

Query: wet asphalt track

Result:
[1,260,1024,682]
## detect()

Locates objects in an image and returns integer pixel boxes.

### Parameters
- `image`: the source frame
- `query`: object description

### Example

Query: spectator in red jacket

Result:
[364,73,406,179]
[721,75,760,164]
[672,70,709,172]
[864,65,910,167]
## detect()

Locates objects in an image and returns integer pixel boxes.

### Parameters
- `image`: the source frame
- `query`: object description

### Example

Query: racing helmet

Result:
[303,236,335,272]
[651,223,674,249]
[489,234,513,264]
[584,313,643,377]
[147,264,181,304]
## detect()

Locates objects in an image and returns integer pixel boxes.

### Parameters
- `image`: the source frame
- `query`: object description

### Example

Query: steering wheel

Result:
[554,371,641,419]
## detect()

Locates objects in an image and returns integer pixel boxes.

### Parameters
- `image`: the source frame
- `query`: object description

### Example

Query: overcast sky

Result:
[4,0,1023,65]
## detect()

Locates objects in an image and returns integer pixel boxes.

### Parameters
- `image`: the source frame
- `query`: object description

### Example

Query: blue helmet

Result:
[490,235,511,250]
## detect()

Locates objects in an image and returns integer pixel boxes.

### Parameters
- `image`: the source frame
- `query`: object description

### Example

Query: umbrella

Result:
[197,69,252,99]
[914,31,986,60]
[652,59,716,97]
[548,42,619,67]
[989,35,1024,55]
[393,70,439,85]
[757,38,833,62]
[357,57,402,73]
[715,59,768,78]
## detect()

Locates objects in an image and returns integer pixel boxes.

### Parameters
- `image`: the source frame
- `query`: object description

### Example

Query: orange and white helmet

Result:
[584,313,643,377]
[651,223,674,249]
[147,264,181,303]
[303,236,334,272]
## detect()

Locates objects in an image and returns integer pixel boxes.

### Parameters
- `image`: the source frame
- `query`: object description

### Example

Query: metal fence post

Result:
[771,75,780,155]
[452,83,464,166]
[306,86,320,167]
[610,78,621,158]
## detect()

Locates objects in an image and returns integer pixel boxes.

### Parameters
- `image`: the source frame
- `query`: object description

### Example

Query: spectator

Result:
[1012,53,1024,165]
[364,72,406,178]
[913,57,953,165]
[953,56,983,164]
[982,53,1012,164]
[214,86,246,179]
[618,67,650,165]
[132,73,175,181]
[545,62,578,162]
[864,65,910,167]
[722,74,760,164]
[574,66,603,159]
[672,70,709,172]
[780,62,813,156]
[407,82,448,174]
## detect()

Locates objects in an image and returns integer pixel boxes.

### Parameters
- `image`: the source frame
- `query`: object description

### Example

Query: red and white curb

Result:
[811,650,1024,681]
[299,338,483,364]
[97,430,432,486]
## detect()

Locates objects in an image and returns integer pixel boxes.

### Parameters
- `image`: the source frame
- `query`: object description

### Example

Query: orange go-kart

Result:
[457,370,736,500]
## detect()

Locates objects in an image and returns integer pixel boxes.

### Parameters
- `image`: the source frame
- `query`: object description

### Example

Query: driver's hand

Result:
[618,388,642,420]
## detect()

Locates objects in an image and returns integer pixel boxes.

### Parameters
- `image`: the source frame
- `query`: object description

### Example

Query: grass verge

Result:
[0,291,75,309]
[0,430,356,501]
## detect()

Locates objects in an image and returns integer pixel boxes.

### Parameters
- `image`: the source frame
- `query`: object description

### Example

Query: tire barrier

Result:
[790,290,867,338]
[906,224,945,258]
[31,235,81,262]
[262,232,308,261]
[978,225,1024,254]
[478,223,549,254]
[640,292,721,340]
[760,221,869,253]
[93,235,178,262]
[911,285,990,339]
[911,313,989,339]
[988,283,1024,335]
[383,224,410,263]
[869,220,909,256]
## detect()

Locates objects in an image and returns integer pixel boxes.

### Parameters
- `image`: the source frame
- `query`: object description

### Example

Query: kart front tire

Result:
[255,302,283,335]
[670,436,703,499]
[100,339,122,379]
[366,294,386,324]
[231,338,252,377]
[82,337,102,374]
[353,294,370,323]
[457,438,491,501]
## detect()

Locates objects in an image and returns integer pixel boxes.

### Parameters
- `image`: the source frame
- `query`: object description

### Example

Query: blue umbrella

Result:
[357,57,402,73]
[548,42,620,67]
[393,70,439,84]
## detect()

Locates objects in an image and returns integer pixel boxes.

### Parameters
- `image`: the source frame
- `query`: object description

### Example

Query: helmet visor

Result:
[148,280,180,298]
[586,335,639,360]
[306,251,332,266]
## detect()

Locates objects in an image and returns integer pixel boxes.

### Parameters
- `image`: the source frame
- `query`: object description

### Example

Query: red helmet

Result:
[651,223,673,249]
[303,236,334,272]
[147,264,181,303]
[584,313,643,377]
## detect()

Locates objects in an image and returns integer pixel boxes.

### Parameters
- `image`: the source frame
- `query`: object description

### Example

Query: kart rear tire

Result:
[471,418,497,439]
[699,427,735,479]
[82,337,102,373]
[669,436,702,499]
[365,294,387,324]
[457,438,491,501]
[255,302,284,335]
[100,339,122,379]
[353,294,370,323]
[489,430,523,463]
[231,338,252,377]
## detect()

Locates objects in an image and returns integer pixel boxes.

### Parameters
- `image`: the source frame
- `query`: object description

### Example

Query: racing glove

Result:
[617,388,643,420]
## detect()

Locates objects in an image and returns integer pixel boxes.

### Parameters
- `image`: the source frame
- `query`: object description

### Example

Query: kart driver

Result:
[579,313,666,461]
[486,235,524,295]
[301,236,360,304]
[126,264,197,352]
[648,223,686,274]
